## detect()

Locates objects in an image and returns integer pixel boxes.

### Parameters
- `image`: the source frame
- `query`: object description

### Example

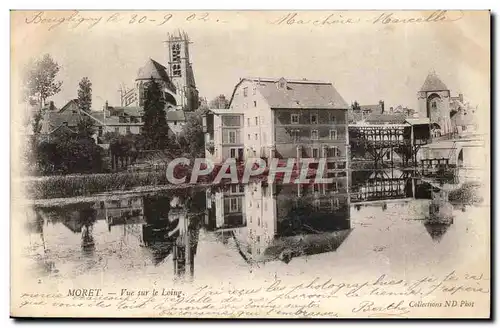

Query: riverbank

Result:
[24,171,173,200]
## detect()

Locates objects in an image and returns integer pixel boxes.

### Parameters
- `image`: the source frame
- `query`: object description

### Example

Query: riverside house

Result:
[203,76,350,167]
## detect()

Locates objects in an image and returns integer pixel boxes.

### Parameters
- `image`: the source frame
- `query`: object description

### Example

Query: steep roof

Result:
[58,99,79,113]
[43,110,81,131]
[231,77,349,109]
[136,58,173,84]
[420,72,449,92]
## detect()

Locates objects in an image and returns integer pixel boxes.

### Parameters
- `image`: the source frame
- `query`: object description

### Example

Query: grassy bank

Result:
[26,171,171,199]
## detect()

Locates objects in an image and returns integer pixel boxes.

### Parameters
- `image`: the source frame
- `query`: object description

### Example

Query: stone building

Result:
[417,71,454,135]
[204,77,350,166]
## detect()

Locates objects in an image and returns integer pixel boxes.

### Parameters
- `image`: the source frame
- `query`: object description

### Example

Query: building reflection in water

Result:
[34,192,203,280]
[424,188,454,242]
[351,168,455,242]
[206,182,352,264]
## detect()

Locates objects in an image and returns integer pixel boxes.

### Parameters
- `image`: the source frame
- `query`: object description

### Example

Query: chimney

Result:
[379,100,385,113]
[104,101,108,119]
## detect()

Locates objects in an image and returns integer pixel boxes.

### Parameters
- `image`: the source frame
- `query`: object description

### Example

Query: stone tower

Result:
[417,71,452,134]
[166,30,199,111]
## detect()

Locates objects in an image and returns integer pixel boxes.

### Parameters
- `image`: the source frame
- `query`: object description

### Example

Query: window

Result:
[328,146,341,157]
[311,114,318,124]
[253,87,256,95]
[171,43,181,62]
[386,152,391,160]
[291,129,300,142]
[172,64,181,77]
[247,118,250,126]
[230,198,238,212]
[243,87,248,97]
[114,127,119,133]
[330,113,337,123]
[174,122,177,125]
[431,101,437,109]
[313,184,320,193]
[254,101,257,107]
[98,126,103,137]
[291,114,299,124]
[229,131,236,143]
[330,129,337,140]
[260,116,264,124]
[311,130,319,140]
[312,147,319,158]
[248,134,251,140]
[255,133,258,140]
[222,116,241,127]
[230,148,236,158]
[257,217,261,226]
[255,117,258,125]
[126,126,131,134]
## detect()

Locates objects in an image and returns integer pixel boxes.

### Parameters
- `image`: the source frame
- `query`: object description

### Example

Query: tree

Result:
[78,77,92,113]
[76,77,95,138]
[77,115,96,139]
[209,94,229,109]
[142,78,169,149]
[23,54,63,136]
[180,110,205,158]
[23,54,63,108]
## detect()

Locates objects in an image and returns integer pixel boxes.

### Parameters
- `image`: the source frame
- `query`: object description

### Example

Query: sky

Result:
[11,10,490,112]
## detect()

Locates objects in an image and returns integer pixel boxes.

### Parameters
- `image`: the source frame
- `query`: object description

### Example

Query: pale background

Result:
[4,0,498,325]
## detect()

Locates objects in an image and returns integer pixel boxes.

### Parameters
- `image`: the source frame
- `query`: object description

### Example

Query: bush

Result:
[33,135,104,175]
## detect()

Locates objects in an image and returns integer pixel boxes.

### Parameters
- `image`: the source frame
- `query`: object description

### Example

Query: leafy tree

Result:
[76,77,95,138]
[23,54,63,136]
[77,115,96,139]
[142,78,169,149]
[23,54,63,108]
[78,77,92,113]
[209,94,229,109]
[180,110,205,158]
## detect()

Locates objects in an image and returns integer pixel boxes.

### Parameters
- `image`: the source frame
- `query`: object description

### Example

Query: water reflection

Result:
[206,182,351,264]
[23,169,474,282]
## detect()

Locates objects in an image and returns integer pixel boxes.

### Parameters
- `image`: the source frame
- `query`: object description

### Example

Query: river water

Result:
[17,173,488,289]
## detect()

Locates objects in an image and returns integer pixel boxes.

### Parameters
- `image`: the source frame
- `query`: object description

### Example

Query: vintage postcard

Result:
[10,10,491,318]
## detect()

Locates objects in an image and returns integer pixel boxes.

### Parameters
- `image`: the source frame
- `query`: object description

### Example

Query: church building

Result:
[119,30,199,112]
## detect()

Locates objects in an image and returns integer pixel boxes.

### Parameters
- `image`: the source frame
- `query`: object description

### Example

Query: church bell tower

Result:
[166,30,199,111]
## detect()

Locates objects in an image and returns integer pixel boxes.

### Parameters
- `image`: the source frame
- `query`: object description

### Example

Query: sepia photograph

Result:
[9,10,491,318]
